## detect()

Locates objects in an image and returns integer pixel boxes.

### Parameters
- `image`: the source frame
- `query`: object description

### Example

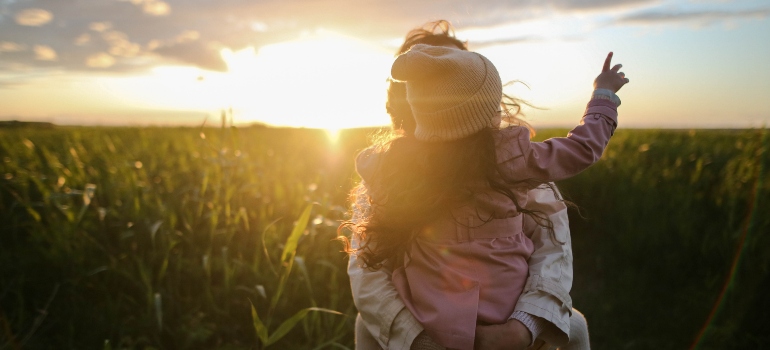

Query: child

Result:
[350,44,627,350]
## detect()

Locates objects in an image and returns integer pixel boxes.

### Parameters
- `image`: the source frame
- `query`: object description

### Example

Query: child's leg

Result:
[560,308,590,350]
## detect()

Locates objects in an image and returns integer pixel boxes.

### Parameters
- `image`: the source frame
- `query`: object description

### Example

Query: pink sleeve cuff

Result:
[511,311,549,346]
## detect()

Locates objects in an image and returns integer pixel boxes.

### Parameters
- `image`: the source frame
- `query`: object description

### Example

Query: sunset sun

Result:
[219,30,393,130]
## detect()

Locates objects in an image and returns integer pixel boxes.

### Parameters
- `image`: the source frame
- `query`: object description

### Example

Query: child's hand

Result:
[593,52,629,93]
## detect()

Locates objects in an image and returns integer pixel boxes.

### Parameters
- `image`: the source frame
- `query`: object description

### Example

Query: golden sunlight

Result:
[324,128,342,144]
[221,30,393,129]
[96,30,394,128]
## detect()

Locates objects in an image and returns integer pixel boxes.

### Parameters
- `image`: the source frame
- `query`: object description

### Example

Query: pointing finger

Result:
[603,52,613,72]
[611,64,622,72]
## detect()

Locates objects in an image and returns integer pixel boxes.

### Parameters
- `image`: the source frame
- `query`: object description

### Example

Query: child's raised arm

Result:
[497,52,629,183]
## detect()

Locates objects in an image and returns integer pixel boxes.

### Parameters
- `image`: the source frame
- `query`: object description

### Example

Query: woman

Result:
[347,21,590,350]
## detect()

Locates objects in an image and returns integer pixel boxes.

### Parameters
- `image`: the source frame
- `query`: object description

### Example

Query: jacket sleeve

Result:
[347,184,424,349]
[515,184,574,346]
[498,99,618,183]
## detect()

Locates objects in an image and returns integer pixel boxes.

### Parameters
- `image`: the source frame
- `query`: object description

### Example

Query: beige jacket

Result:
[348,184,574,349]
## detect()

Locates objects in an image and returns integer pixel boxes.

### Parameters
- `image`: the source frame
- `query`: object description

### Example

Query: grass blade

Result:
[250,300,268,344]
[265,307,342,346]
[270,204,313,309]
[280,204,313,264]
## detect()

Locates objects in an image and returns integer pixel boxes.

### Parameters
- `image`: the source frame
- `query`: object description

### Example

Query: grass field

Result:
[1,125,768,349]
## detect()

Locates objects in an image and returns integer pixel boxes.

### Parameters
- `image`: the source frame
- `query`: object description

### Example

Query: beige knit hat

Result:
[390,44,502,141]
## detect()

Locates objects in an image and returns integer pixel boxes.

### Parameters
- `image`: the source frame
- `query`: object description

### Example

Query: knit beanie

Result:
[390,44,503,141]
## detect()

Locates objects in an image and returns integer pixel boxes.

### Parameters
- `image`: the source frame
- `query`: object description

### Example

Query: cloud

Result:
[0,41,27,52]
[617,7,770,26]
[125,0,171,16]
[251,21,269,33]
[109,41,142,57]
[86,52,116,68]
[89,22,112,32]
[146,40,162,51]
[153,41,227,72]
[102,30,128,43]
[33,45,57,61]
[74,34,91,46]
[175,30,200,43]
[550,0,653,10]
[97,30,140,57]
[14,8,53,26]
[144,1,171,16]
[469,35,565,49]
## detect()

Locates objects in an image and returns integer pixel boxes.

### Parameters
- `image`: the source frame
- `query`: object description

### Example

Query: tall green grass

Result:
[0,126,768,349]
[553,129,770,349]
[0,125,362,349]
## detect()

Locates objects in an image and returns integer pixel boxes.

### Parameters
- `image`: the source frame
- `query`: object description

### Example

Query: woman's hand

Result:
[474,319,531,350]
[594,52,629,93]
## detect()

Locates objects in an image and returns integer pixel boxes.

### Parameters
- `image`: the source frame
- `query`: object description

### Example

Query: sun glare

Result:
[95,30,394,128]
[220,30,393,129]
[324,128,342,143]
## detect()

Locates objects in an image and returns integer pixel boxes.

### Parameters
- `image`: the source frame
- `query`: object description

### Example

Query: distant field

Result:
[1,126,768,349]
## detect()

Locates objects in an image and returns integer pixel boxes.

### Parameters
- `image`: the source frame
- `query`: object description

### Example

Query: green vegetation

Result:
[1,126,768,349]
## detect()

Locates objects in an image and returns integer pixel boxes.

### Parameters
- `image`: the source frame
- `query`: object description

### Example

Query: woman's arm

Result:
[349,243,424,349]
[347,184,424,350]
[514,184,574,346]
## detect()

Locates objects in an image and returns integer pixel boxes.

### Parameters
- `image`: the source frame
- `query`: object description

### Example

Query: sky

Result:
[0,0,768,129]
